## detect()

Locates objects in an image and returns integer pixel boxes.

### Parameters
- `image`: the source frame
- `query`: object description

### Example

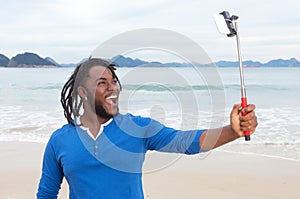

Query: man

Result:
[37,58,257,198]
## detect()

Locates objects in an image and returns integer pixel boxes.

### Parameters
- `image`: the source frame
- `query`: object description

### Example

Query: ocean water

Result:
[0,66,299,162]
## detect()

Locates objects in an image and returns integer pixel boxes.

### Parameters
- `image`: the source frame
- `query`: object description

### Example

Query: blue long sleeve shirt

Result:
[37,113,205,199]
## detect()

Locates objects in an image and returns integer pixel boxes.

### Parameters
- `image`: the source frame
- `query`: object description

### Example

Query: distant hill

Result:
[7,52,57,68]
[111,55,148,67]
[111,55,198,67]
[45,57,60,67]
[215,58,300,67]
[0,54,9,66]
[112,55,300,67]
[0,52,299,68]
[263,58,300,67]
[215,60,263,67]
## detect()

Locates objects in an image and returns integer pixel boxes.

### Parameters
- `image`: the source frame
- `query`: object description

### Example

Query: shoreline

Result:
[216,148,300,163]
[1,141,300,199]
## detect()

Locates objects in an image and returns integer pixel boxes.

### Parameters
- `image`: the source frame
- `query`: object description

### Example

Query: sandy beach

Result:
[0,141,299,199]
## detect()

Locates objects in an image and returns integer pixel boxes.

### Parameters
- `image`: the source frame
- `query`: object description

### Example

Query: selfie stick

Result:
[215,11,250,141]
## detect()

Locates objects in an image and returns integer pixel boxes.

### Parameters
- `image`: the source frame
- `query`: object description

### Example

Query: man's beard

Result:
[86,91,117,119]
[95,102,113,120]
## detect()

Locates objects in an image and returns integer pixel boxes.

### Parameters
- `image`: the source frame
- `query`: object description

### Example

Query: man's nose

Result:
[107,82,118,91]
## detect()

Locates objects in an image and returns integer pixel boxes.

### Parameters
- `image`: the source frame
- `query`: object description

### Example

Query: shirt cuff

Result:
[185,129,206,154]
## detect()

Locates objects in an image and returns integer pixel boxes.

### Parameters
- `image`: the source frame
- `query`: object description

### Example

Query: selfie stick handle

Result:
[233,19,251,141]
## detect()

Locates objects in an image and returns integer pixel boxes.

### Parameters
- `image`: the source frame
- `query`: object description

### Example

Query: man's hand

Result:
[230,104,258,138]
[199,103,258,150]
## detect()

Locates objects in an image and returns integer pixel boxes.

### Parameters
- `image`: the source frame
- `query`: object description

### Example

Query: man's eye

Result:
[98,81,106,86]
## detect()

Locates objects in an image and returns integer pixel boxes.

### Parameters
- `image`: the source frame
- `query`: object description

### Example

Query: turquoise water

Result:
[0,66,299,161]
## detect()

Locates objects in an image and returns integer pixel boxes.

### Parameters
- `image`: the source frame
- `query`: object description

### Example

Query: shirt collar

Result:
[75,117,113,140]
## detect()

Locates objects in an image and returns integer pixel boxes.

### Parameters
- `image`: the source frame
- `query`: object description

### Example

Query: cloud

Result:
[0,0,299,63]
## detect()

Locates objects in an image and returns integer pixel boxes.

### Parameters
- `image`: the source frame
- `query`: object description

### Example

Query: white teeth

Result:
[106,95,117,99]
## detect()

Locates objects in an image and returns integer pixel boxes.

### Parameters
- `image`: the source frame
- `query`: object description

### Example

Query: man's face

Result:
[84,66,120,119]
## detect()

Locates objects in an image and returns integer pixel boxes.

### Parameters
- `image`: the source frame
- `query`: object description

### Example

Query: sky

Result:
[0,0,299,64]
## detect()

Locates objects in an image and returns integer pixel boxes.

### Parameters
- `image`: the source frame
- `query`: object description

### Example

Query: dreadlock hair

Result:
[60,57,122,126]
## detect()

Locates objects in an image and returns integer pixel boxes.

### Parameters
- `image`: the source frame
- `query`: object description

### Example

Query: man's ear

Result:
[78,86,87,100]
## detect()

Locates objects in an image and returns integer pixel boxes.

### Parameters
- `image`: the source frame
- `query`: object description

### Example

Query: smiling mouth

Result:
[105,95,118,105]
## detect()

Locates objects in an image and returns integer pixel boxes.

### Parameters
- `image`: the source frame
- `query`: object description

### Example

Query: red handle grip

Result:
[241,97,251,141]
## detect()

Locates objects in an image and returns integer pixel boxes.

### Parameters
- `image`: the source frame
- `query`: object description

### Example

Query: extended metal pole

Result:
[233,20,251,141]
[234,21,246,98]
